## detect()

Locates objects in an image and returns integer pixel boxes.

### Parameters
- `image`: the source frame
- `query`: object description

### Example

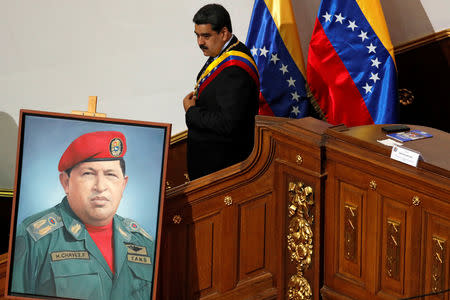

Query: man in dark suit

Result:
[183,4,260,180]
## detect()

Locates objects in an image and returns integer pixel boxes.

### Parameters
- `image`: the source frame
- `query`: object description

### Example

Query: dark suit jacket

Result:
[185,36,259,180]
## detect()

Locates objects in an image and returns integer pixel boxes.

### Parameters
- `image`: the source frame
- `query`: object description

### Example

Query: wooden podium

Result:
[160,116,330,299]
[161,116,449,300]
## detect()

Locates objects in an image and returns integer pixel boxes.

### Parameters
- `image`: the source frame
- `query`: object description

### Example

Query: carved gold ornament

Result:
[287,181,314,300]
[166,181,172,190]
[224,196,233,206]
[172,215,182,224]
[184,173,190,183]
[386,219,401,280]
[412,196,421,206]
[296,154,303,165]
[432,236,446,292]
[344,204,358,262]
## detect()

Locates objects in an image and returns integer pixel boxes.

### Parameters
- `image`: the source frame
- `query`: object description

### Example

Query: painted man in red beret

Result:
[12,131,155,300]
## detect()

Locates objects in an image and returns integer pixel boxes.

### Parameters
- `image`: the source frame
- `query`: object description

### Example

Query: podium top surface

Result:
[326,124,450,176]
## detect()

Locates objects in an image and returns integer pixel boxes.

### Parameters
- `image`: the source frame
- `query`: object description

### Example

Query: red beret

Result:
[58,131,127,172]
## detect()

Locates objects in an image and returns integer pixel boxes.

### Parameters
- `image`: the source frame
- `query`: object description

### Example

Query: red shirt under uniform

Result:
[85,221,115,273]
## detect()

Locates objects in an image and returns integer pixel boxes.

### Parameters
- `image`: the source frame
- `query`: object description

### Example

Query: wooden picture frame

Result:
[6,109,171,300]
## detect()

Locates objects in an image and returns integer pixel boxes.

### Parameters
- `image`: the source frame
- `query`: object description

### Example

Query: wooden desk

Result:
[322,124,450,299]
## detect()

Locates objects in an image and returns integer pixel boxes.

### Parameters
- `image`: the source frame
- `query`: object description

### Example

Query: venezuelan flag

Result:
[246,0,309,118]
[307,0,398,126]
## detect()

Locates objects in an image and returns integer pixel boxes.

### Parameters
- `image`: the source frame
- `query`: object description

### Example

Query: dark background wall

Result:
[396,31,450,133]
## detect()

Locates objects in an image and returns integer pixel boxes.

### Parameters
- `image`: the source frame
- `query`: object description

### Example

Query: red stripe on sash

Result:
[198,60,260,97]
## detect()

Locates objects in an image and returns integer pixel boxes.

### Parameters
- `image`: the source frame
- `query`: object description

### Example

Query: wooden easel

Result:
[71,96,106,117]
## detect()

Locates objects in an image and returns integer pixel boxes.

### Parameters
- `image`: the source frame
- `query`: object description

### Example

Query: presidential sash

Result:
[195,48,260,98]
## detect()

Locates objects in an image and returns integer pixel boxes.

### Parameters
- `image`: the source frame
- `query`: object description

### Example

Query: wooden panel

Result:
[322,162,373,300]
[374,180,423,299]
[424,213,450,299]
[275,140,321,173]
[159,223,189,299]
[166,131,188,188]
[0,254,7,300]
[380,199,407,295]
[188,216,217,295]
[338,181,365,282]
[239,197,267,277]
[217,204,239,294]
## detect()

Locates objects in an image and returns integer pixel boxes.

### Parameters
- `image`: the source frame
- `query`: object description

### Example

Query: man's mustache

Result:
[90,194,110,202]
[199,45,208,50]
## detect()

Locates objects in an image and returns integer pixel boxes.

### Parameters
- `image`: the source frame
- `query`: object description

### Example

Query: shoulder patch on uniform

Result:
[123,218,154,241]
[117,225,131,241]
[26,212,63,242]
[69,220,83,238]
[138,227,154,242]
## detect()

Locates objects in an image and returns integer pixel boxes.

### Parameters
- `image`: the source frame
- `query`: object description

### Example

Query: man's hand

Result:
[183,91,196,112]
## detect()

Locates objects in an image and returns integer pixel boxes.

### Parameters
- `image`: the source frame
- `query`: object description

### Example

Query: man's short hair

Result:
[65,158,126,177]
[193,4,233,33]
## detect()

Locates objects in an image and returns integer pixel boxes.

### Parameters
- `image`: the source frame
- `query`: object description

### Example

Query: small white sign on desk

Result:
[390,145,422,167]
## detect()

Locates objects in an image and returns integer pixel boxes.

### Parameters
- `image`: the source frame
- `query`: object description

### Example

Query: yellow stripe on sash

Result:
[198,50,258,84]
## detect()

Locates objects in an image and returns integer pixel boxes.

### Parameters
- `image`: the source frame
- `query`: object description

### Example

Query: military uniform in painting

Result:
[12,197,154,300]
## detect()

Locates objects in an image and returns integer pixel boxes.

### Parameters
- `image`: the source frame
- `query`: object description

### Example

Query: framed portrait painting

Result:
[6,110,171,300]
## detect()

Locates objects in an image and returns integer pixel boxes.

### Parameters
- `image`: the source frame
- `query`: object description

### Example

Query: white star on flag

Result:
[251,46,258,56]
[371,58,381,68]
[270,53,280,64]
[291,106,300,116]
[280,64,289,74]
[323,12,332,22]
[367,43,377,54]
[259,46,269,57]
[370,72,380,83]
[358,30,368,42]
[347,20,358,31]
[335,13,346,24]
[363,83,373,94]
[291,91,300,101]
[287,77,296,87]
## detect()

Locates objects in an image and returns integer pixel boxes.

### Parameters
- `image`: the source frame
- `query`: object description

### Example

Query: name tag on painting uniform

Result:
[51,251,90,261]
[127,254,151,265]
